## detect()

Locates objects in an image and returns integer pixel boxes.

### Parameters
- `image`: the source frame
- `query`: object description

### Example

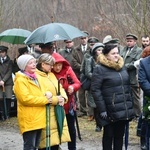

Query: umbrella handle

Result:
[2,86,5,92]
[57,78,66,95]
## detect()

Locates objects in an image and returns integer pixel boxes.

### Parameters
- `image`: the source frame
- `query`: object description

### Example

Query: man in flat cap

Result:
[103,35,124,52]
[120,33,142,118]
[58,39,74,67]
[0,46,13,120]
[72,32,90,117]
[80,37,99,120]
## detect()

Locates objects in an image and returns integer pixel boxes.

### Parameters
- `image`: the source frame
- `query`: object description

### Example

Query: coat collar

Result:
[97,53,124,71]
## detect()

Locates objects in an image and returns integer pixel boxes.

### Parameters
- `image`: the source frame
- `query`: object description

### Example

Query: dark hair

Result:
[39,42,53,49]
[141,35,149,39]
[18,47,28,56]
[102,44,117,55]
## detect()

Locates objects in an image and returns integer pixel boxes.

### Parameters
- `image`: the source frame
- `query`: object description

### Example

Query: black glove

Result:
[100,112,107,119]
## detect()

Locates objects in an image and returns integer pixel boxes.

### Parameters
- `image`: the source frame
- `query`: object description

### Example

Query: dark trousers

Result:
[23,129,42,150]
[66,113,76,150]
[94,107,102,128]
[78,87,87,113]
[103,121,126,150]
[0,98,11,120]
[131,86,141,117]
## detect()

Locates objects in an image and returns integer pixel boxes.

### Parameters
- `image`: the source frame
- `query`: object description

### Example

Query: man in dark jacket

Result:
[59,40,74,67]
[72,31,89,116]
[0,46,13,120]
[120,33,142,117]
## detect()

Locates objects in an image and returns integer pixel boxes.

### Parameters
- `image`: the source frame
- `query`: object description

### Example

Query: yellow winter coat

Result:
[13,71,50,134]
[36,69,71,148]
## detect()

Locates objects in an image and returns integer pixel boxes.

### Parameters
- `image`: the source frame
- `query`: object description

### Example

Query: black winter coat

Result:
[91,54,135,126]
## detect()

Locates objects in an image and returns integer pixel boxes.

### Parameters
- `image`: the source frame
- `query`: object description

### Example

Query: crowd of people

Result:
[0,32,150,150]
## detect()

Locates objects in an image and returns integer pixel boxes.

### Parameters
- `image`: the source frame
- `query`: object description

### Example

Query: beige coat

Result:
[36,69,71,148]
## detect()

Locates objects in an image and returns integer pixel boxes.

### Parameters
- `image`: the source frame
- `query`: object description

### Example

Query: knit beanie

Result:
[17,54,35,71]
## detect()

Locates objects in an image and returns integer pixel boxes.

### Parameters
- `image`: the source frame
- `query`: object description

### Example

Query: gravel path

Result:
[0,117,141,150]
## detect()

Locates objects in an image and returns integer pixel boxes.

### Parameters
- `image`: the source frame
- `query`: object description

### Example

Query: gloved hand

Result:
[100,112,107,119]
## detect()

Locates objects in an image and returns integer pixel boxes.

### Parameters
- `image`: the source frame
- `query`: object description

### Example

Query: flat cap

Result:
[0,46,8,52]
[88,37,99,43]
[103,35,119,45]
[64,39,73,43]
[82,31,89,36]
[126,33,138,40]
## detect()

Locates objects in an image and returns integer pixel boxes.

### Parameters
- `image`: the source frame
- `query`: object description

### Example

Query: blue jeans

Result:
[23,129,42,150]
[66,113,76,150]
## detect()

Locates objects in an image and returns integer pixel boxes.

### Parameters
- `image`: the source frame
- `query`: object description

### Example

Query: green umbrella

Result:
[46,104,50,150]
[55,78,66,143]
[24,22,87,45]
[0,28,31,44]
[55,105,65,143]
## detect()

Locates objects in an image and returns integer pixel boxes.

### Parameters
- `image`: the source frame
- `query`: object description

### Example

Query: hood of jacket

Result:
[52,52,70,78]
[97,53,124,71]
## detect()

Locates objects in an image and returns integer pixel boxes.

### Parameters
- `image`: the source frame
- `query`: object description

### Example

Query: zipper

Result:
[119,72,129,119]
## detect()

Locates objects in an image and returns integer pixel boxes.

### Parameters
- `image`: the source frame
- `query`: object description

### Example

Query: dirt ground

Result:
[0,116,141,150]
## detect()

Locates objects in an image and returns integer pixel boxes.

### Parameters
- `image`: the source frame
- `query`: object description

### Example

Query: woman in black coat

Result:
[91,44,135,150]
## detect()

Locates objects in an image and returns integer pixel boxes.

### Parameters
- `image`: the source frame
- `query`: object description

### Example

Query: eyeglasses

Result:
[44,63,53,66]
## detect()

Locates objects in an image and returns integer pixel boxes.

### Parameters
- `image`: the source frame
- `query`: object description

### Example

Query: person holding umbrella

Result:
[13,54,53,150]
[36,53,70,150]
[39,42,54,54]
[52,52,81,150]
[0,46,13,120]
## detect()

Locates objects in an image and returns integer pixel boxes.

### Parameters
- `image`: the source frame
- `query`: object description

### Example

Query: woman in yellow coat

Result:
[13,54,53,150]
[36,53,70,150]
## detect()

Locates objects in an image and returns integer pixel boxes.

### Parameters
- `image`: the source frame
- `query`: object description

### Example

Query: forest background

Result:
[0,0,149,60]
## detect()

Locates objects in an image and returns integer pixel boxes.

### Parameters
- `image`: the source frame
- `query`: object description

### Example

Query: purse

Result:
[80,73,91,90]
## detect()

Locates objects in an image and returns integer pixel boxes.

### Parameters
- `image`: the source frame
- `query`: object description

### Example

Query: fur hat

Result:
[17,54,35,71]
[91,43,104,56]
